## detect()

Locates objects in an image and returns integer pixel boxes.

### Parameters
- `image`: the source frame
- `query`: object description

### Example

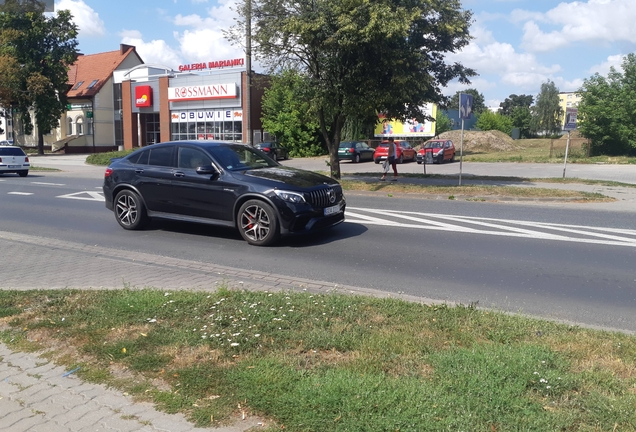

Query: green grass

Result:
[1,288,634,431]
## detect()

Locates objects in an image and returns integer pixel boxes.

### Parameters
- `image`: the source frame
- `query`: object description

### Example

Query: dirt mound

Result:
[436,130,515,152]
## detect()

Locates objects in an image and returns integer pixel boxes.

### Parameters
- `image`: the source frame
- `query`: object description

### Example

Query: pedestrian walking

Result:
[380,137,398,181]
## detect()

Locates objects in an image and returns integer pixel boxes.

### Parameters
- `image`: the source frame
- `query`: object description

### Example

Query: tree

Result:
[532,80,562,137]
[434,109,452,135]
[230,0,474,178]
[449,88,486,114]
[260,70,325,157]
[475,110,512,135]
[498,94,533,116]
[0,0,79,154]
[510,106,533,138]
[577,53,636,156]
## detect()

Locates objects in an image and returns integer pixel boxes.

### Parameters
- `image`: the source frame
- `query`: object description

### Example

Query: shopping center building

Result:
[9,45,268,153]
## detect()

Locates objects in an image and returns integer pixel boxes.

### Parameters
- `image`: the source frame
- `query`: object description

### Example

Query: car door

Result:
[170,145,237,222]
[132,146,177,213]
[359,142,373,161]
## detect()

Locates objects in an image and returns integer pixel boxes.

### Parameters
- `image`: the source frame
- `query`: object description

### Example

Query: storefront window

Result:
[170,109,243,142]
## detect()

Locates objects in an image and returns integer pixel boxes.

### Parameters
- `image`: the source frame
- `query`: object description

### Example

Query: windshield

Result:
[208,145,279,171]
[339,142,354,148]
[424,141,443,148]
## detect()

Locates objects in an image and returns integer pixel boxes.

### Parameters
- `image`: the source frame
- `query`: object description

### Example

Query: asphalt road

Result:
[2,159,635,333]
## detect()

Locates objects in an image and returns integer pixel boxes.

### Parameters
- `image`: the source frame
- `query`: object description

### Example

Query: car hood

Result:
[240,166,338,188]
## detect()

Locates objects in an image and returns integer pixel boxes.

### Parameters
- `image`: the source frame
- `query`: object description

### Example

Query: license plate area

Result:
[324,204,341,216]
[8,165,20,168]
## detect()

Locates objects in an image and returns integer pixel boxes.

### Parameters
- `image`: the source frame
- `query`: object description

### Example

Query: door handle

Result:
[173,171,185,178]
[135,169,144,173]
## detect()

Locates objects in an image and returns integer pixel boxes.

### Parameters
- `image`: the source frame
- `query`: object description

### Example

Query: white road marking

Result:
[57,191,105,202]
[346,207,636,248]
[31,182,65,186]
[8,192,33,195]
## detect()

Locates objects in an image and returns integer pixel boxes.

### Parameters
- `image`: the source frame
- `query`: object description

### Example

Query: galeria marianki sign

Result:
[168,83,237,102]
[178,58,244,72]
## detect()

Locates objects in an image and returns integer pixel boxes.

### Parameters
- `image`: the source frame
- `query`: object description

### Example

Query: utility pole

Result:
[245,0,252,146]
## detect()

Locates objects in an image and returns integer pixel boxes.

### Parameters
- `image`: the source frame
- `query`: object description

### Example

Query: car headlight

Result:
[274,190,306,204]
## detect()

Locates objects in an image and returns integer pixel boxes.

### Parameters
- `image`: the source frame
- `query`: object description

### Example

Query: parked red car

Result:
[416,139,455,164]
[373,140,417,164]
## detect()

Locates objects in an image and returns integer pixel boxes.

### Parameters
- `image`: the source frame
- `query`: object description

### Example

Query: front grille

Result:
[307,185,343,208]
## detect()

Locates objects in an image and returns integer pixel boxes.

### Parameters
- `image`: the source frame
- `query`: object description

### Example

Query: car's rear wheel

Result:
[450,153,455,162]
[114,190,148,230]
[374,159,380,164]
[18,170,28,177]
[353,153,360,163]
[238,200,279,246]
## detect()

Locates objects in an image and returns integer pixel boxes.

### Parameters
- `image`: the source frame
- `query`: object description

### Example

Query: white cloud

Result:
[56,0,105,37]
[517,0,636,53]
[521,22,568,53]
[589,54,626,76]
[119,33,183,68]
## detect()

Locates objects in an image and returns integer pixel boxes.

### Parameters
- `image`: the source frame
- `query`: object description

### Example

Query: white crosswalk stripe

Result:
[346,207,636,248]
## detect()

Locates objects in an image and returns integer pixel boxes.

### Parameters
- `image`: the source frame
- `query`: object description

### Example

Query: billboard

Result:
[563,107,578,131]
[374,103,436,138]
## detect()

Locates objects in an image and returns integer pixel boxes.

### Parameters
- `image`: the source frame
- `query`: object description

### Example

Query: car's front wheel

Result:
[398,154,404,164]
[238,200,279,246]
[114,189,148,230]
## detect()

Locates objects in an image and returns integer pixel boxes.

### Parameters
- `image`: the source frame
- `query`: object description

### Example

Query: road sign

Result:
[564,107,578,131]
[460,93,473,120]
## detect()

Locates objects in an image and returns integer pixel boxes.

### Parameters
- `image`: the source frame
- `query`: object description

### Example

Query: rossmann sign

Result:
[168,83,237,102]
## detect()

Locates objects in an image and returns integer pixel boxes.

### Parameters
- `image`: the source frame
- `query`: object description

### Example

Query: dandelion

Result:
[254,334,260,337]
[546,386,551,389]
[231,343,239,347]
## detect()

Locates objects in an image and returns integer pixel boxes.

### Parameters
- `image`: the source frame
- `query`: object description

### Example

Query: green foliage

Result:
[434,109,452,135]
[449,88,487,113]
[231,0,475,178]
[498,94,534,116]
[0,1,79,154]
[510,106,533,138]
[260,70,325,157]
[578,53,636,156]
[86,149,134,166]
[476,110,513,135]
[532,80,563,136]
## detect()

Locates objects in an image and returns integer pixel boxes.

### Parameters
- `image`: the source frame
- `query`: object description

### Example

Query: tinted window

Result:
[128,149,149,165]
[178,147,212,169]
[0,147,26,156]
[209,145,277,171]
[148,146,175,167]
[339,142,353,148]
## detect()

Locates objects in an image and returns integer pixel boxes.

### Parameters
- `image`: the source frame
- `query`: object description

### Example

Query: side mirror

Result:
[196,165,220,180]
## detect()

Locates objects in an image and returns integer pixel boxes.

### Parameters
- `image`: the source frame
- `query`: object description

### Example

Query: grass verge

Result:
[1,288,635,431]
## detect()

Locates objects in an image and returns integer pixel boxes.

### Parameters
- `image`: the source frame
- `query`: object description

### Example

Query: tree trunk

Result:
[37,129,44,155]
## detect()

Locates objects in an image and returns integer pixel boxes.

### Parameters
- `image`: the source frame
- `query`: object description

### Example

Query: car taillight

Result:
[0,157,2,162]
[104,167,113,178]
[25,156,29,162]
[349,148,354,153]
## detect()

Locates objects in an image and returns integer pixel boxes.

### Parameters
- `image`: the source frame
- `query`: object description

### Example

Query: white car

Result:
[0,145,30,177]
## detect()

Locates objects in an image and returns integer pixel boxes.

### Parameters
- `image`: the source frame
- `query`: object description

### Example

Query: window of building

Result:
[67,117,73,135]
[87,118,93,135]
[76,117,84,135]
[87,79,99,89]
[170,109,242,143]
[72,81,84,90]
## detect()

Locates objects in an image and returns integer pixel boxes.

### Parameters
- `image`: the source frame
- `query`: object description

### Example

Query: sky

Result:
[54,0,636,109]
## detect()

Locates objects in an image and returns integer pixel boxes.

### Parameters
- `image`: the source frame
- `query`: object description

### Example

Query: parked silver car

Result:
[0,146,30,177]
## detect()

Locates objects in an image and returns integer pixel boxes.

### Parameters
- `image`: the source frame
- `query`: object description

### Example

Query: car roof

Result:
[137,140,245,149]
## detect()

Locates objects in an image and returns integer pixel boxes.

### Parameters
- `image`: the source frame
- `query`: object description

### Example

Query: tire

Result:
[353,153,361,163]
[238,200,279,246]
[284,152,289,160]
[18,170,28,177]
[450,153,455,163]
[417,160,422,165]
[270,153,277,161]
[398,154,404,164]
[114,189,148,230]
[374,159,380,164]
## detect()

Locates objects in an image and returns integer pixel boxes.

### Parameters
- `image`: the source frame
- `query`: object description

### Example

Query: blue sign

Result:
[460,93,473,120]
